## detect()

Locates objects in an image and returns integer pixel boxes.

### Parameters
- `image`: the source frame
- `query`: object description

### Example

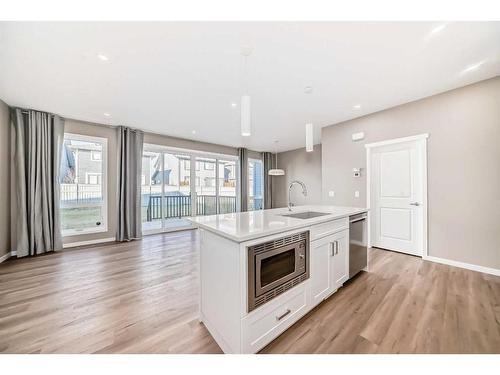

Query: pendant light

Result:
[305,86,314,152]
[241,46,252,137]
[268,141,285,176]
[305,123,313,152]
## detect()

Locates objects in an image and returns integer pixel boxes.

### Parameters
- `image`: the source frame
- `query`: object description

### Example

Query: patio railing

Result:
[61,184,102,206]
[146,194,238,220]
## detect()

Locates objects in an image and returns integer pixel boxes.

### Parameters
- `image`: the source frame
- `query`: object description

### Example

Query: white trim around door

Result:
[365,133,429,257]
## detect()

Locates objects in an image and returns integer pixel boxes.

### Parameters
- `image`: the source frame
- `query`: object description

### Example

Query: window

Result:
[204,162,214,170]
[91,150,102,161]
[60,134,107,235]
[85,173,101,185]
[248,158,264,211]
[204,177,215,187]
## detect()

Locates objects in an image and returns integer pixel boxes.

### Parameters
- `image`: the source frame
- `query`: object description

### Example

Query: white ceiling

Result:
[0,22,499,152]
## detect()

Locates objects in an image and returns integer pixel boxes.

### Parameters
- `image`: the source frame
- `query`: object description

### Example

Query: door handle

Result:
[335,240,339,255]
[330,242,335,256]
[410,202,420,206]
[276,309,291,321]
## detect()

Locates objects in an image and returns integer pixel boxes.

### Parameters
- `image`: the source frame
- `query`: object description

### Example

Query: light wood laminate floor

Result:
[0,231,499,353]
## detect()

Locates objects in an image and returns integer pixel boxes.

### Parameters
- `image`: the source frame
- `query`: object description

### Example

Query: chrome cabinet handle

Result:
[331,241,338,256]
[276,309,291,321]
[410,202,420,206]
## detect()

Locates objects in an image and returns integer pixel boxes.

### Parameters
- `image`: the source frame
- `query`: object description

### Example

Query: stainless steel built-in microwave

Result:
[247,231,309,312]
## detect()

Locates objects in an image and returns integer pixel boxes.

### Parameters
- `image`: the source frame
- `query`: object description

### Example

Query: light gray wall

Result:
[272,144,322,208]
[321,76,500,269]
[0,100,10,258]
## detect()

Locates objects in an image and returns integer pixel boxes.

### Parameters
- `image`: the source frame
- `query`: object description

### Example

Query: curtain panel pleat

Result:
[11,108,64,257]
[262,152,274,209]
[116,126,144,241]
[238,147,249,212]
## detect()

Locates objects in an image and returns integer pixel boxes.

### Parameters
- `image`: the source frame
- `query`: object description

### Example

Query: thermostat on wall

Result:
[352,132,365,141]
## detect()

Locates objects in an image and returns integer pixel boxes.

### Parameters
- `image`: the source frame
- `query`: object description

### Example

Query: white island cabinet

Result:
[189,205,368,354]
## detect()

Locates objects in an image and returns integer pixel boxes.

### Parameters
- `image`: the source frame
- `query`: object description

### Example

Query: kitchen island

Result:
[189,205,368,354]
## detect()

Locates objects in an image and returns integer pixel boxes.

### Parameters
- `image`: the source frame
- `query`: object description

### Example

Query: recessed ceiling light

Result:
[429,24,447,36]
[97,54,109,61]
[103,112,111,117]
[231,102,237,107]
[191,130,197,134]
[461,61,485,75]
[353,104,361,109]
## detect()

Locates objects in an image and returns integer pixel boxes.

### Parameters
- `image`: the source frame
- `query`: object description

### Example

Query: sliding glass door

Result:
[248,158,264,211]
[195,157,217,215]
[163,152,192,229]
[141,150,193,233]
[141,145,239,234]
[141,151,163,232]
[218,159,237,214]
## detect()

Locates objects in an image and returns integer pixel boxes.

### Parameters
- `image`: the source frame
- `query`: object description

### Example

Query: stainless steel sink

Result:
[281,211,331,219]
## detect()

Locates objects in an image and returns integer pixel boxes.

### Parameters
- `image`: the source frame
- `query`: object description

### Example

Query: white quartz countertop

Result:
[188,205,368,243]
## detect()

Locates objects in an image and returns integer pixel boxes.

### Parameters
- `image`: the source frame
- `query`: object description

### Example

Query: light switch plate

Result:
[354,191,360,198]
[352,132,365,141]
[328,191,335,197]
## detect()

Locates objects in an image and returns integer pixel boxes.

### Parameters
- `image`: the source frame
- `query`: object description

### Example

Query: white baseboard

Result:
[63,237,116,249]
[7,238,115,258]
[423,255,500,277]
[0,252,10,264]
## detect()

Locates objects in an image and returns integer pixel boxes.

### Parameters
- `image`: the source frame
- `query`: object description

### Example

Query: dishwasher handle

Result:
[349,216,367,224]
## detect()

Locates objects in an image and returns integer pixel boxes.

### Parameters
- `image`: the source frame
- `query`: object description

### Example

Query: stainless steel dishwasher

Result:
[349,213,368,278]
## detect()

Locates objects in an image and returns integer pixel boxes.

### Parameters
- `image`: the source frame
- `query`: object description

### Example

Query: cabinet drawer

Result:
[241,283,309,353]
[310,218,348,241]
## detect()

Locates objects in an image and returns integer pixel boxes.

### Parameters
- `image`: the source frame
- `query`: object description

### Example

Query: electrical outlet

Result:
[354,191,360,198]
[328,191,335,197]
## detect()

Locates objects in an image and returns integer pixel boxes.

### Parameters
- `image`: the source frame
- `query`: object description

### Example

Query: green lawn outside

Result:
[60,207,103,231]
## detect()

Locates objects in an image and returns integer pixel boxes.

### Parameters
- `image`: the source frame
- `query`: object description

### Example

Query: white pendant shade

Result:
[269,168,285,176]
[241,95,251,136]
[305,123,313,152]
[268,146,285,176]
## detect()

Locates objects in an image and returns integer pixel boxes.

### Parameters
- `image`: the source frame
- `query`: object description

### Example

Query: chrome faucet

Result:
[288,180,308,211]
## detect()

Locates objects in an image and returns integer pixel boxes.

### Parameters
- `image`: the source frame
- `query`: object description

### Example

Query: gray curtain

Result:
[116,126,144,241]
[11,108,65,257]
[262,152,274,209]
[238,147,249,212]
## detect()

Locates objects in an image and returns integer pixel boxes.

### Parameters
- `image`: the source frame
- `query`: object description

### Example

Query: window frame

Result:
[61,133,108,237]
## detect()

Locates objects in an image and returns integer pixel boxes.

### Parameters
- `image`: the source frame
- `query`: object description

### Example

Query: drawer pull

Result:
[276,309,291,321]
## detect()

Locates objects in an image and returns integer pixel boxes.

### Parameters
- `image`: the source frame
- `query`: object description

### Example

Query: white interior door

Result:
[369,137,426,256]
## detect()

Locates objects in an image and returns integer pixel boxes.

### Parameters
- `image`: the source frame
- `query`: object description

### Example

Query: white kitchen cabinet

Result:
[311,235,333,306]
[310,228,349,308]
[330,229,349,291]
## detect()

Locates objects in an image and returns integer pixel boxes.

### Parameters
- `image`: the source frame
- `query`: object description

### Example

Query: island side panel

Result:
[199,229,242,353]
